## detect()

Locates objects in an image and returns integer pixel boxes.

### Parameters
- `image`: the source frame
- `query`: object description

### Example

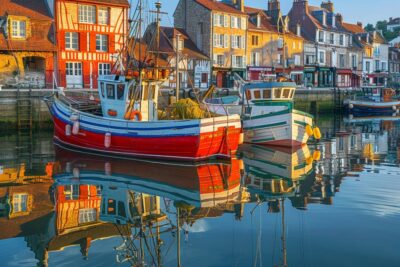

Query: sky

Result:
[151,0,400,26]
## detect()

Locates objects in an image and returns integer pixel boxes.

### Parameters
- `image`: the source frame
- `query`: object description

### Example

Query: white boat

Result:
[204,81,320,147]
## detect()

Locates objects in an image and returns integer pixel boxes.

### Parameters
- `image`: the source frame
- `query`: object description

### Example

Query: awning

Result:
[247,66,273,72]
[336,69,353,75]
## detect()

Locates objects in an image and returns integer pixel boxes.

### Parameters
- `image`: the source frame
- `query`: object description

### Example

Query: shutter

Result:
[231,35,234,48]
[232,55,235,68]
[214,14,218,26]
[213,54,217,65]
[241,36,245,49]
[224,34,228,48]
[213,33,217,47]
[90,32,97,52]
[79,32,87,52]
[243,56,246,68]
[241,17,246,30]
[59,31,66,50]
[109,34,115,53]
[231,16,234,28]
[224,15,229,27]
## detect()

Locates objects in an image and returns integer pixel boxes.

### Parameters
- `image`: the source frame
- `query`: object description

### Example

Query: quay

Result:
[0,87,352,131]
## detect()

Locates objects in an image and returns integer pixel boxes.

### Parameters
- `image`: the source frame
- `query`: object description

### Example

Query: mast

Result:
[175,34,181,101]
[155,1,162,74]
[177,207,182,267]
[281,198,287,267]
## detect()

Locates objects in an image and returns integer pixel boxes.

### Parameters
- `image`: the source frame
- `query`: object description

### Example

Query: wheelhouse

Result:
[243,82,297,102]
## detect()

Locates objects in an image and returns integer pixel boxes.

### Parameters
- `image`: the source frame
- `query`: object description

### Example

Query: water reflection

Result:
[0,118,399,266]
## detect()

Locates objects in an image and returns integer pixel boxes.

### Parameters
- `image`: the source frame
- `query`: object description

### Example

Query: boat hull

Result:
[243,110,314,147]
[344,100,400,116]
[49,98,242,161]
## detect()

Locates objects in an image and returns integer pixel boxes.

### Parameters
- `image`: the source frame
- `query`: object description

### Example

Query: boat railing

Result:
[58,91,101,112]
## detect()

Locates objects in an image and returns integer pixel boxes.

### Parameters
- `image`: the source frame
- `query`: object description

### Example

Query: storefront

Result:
[367,72,389,86]
[351,70,362,88]
[247,67,274,81]
[213,67,246,88]
[318,67,334,87]
[335,69,352,88]
[304,66,316,87]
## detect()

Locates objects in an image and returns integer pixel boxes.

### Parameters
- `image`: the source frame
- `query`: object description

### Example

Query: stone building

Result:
[0,0,55,88]
[52,0,129,89]
[288,0,361,88]
[174,0,248,88]
[389,47,400,85]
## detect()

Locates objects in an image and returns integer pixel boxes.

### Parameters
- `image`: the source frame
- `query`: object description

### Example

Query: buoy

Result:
[108,109,118,117]
[349,114,354,120]
[72,121,80,135]
[313,127,322,140]
[70,114,79,121]
[73,168,80,179]
[392,105,397,111]
[306,157,314,165]
[349,104,354,109]
[239,132,244,145]
[65,124,71,136]
[313,150,321,161]
[305,124,314,136]
[105,162,111,176]
[104,133,111,148]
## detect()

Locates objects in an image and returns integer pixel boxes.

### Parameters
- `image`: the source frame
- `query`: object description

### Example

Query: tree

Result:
[364,23,375,32]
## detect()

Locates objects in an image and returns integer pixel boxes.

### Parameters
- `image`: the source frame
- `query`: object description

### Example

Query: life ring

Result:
[128,110,142,121]
[108,109,118,117]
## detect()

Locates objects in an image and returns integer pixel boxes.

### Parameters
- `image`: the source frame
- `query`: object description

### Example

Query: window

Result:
[79,208,97,224]
[252,35,259,46]
[366,61,371,72]
[232,56,244,68]
[339,35,344,46]
[65,32,79,50]
[263,89,271,98]
[283,88,291,98]
[12,194,28,213]
[11,20,26,38]
[107,199,116,215]
[201,73,208,83]
[64,185,80,200]
[277,54,282,65]
[352,55,357,68]
[78,5,96,24]
[318,31,324,43]
[319,51,325,64]
[330,33,334,44]
[231,16,239,28]
[216,55,224,66]
[214,33,227,48]
[251,52,260,66]
[98,63,111,76]
[106,84,115,99]
[305,55,315,65]
[214,14,220,26]
[382,62,387,71]
[100,82,105,97]
[274,88,282,98]
[118,201,126,218]
[375,60,380,71]
[98,7,109,25]
[339,54,345,68]
[96,34,108,52]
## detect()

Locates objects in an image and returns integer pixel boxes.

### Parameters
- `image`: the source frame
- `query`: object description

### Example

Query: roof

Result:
[244,6,277,32]
[0,0,55,51]
[159,26,209,60]
[342,22,365,34]
[64,0,130,7]
[195,0,246,15]
[388,18,400,25]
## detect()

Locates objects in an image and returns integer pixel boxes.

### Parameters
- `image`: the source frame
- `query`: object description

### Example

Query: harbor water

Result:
[0,114,399,267]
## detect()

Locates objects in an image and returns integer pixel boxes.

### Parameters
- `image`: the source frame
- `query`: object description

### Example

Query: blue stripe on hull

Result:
[345,105,396,116]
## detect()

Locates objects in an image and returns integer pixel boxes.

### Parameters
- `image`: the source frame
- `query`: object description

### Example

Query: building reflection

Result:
[0,117,399,266]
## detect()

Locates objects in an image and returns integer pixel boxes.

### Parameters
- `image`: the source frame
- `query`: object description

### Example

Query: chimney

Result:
[321,0,334,13]
[292,0,309,15]
[357,21,363,28]
[267,0,281,22]
[232,0,244,12]
[296,23,301,37]
[335,13,343,26]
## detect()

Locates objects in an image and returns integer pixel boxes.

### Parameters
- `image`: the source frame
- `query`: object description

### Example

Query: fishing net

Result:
[159,98,210,120]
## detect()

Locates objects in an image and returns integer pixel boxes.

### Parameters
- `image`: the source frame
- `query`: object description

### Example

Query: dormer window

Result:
[11,20,26,39]
[256,15,261,28]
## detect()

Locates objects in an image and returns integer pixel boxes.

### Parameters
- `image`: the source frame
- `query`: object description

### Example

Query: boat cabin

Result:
[243,82,297,102]
[98,75,160,121]
[360,86,397,102]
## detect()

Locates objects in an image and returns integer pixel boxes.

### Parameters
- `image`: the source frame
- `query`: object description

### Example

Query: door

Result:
[217,72,223,88]
[66,62,83,88]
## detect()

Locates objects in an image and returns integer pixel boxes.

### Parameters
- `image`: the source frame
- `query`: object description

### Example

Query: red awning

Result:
[336,69,353,75]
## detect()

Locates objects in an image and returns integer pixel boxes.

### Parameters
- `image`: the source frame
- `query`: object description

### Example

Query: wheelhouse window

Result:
[79,5,96,24]
[282,88,291,98]
[106,84,115,99]
[79,208,97,224]
[65,32,79,50]
[253,90,261,99]
[11,20,26,38]
[117,84,125,100]
[98,63,111,76]
[245,90,251,100]
[96,34,108,52]
[263,89,271,99]
[100,82,105,97]
[98,7,109,25]
[12,193,28,213]
[274,88,282,99]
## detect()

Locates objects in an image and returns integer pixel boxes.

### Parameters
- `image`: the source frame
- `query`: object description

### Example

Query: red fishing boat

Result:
[45,2,242,161]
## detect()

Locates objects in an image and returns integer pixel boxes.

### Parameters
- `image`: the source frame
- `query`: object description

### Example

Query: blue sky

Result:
[153,0,399,26]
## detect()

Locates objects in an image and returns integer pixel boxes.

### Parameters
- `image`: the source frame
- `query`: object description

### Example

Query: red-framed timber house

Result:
[54,0,129,89]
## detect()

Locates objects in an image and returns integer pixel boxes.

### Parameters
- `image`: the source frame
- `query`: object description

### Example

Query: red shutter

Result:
[59,31,66,51]
[109,34,115,53]
[89,32,97,52]
[79,32,87,52]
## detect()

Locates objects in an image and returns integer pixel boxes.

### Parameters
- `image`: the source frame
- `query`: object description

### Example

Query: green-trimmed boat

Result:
[204,81,320,147]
